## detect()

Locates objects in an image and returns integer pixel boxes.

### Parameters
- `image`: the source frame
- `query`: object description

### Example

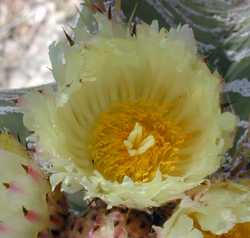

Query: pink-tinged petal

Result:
[21,164,42,182]
[0,223,9,234]
[3,182,23,193]
[0,135,51,237]
[22,207,40,223]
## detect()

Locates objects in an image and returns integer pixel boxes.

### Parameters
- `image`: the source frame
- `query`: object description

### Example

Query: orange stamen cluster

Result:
[89,101,193,183]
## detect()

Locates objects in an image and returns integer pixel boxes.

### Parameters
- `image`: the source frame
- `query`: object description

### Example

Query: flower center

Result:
[89,101,193,183]
[123,122,156,157]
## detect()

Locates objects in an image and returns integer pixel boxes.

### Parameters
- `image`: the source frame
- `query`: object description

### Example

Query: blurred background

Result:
[0,0,79,89]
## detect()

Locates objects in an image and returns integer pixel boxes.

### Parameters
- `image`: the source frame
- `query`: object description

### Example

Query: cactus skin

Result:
[0,133,50,238]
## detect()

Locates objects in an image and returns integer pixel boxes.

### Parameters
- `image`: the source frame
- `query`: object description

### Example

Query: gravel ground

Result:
[0,0,79,89]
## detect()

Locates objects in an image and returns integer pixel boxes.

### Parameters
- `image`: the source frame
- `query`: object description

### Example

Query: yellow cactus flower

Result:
[157,181,250,238]
[22,7,236,209]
